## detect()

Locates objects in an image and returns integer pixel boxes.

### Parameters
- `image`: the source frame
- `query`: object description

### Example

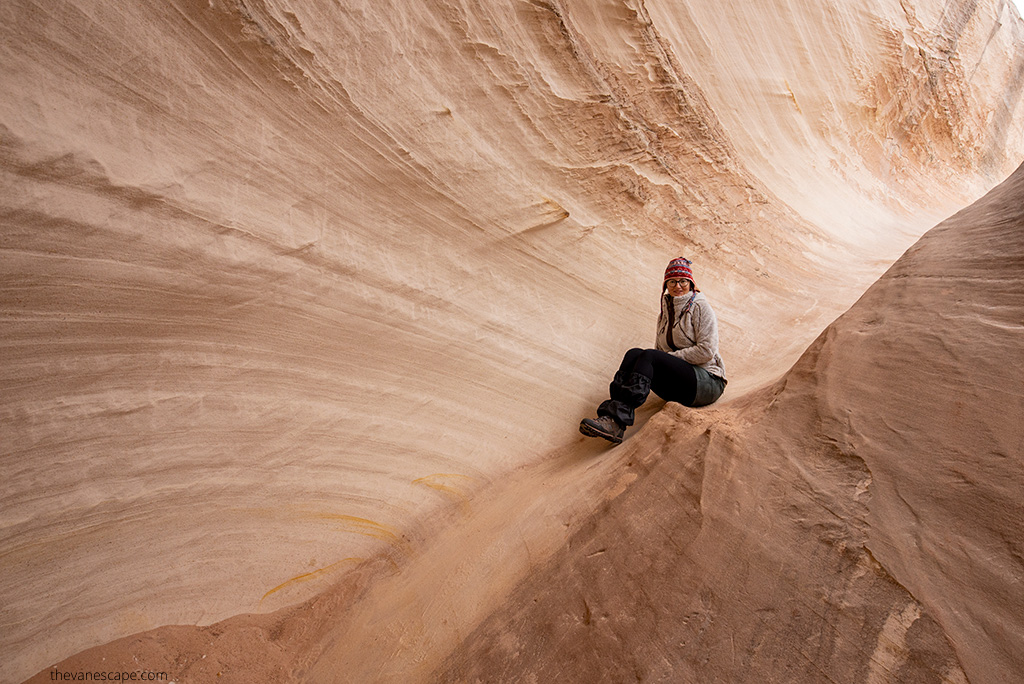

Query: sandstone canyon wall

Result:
[22,161,1024,684]
[2,0,1023,682]
[432,161,1024,684]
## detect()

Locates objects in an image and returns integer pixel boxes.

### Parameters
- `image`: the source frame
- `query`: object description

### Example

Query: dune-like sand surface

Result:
[2,0,1023,682]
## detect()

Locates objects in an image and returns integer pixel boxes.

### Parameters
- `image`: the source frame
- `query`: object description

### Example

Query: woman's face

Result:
[665,278,691,296]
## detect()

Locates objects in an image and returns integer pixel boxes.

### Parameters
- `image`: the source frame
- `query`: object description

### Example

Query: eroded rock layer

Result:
[434,159,1024,684]
[24,154,1024,684]
[2,0,1023,681]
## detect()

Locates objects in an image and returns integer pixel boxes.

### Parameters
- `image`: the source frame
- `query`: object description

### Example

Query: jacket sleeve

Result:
[670,300,718,365]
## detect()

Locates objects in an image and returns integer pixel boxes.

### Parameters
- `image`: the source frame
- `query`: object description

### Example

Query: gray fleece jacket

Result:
[655,291,727,381]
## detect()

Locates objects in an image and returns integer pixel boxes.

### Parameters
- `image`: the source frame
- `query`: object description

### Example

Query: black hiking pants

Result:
[597,347,724,427]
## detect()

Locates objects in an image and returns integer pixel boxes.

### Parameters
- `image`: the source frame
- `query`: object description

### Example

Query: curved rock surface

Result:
[2,0,1023,682]
[20,145,1024,684]
[434,160,1024,684]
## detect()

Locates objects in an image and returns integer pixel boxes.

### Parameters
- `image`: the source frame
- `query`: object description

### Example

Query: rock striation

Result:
[21,155,1024,684]
[434,159,1024,684]
[2,0,1023,682]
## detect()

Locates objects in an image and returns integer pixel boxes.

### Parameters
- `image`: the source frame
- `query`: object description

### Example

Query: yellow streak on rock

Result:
[412,474,475,515]
[259,557,363,606]
[240,507,405,545]
[314,514,404,545]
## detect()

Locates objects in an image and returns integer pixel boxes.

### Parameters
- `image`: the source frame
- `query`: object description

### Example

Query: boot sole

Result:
[579,420,624,444]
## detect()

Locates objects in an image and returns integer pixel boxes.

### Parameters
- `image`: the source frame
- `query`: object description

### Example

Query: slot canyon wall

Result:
[2,0,1023,681]
[432,160,1024,684]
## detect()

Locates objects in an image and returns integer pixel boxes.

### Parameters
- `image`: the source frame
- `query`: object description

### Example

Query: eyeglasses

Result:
[665,279,690,287]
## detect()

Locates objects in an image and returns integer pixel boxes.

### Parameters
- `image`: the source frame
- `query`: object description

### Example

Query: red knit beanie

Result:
[664,257,695,289]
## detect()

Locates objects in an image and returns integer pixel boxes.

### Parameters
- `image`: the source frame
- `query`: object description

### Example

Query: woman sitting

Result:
[579,257,727,444]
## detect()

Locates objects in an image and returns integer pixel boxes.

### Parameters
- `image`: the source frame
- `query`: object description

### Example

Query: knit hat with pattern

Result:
[664,257,695,289]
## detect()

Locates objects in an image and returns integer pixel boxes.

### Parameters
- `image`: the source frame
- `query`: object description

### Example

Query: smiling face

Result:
[665,278,692,296]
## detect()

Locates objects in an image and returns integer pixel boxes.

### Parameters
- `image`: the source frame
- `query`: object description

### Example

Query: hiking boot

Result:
[579,415,625,444]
